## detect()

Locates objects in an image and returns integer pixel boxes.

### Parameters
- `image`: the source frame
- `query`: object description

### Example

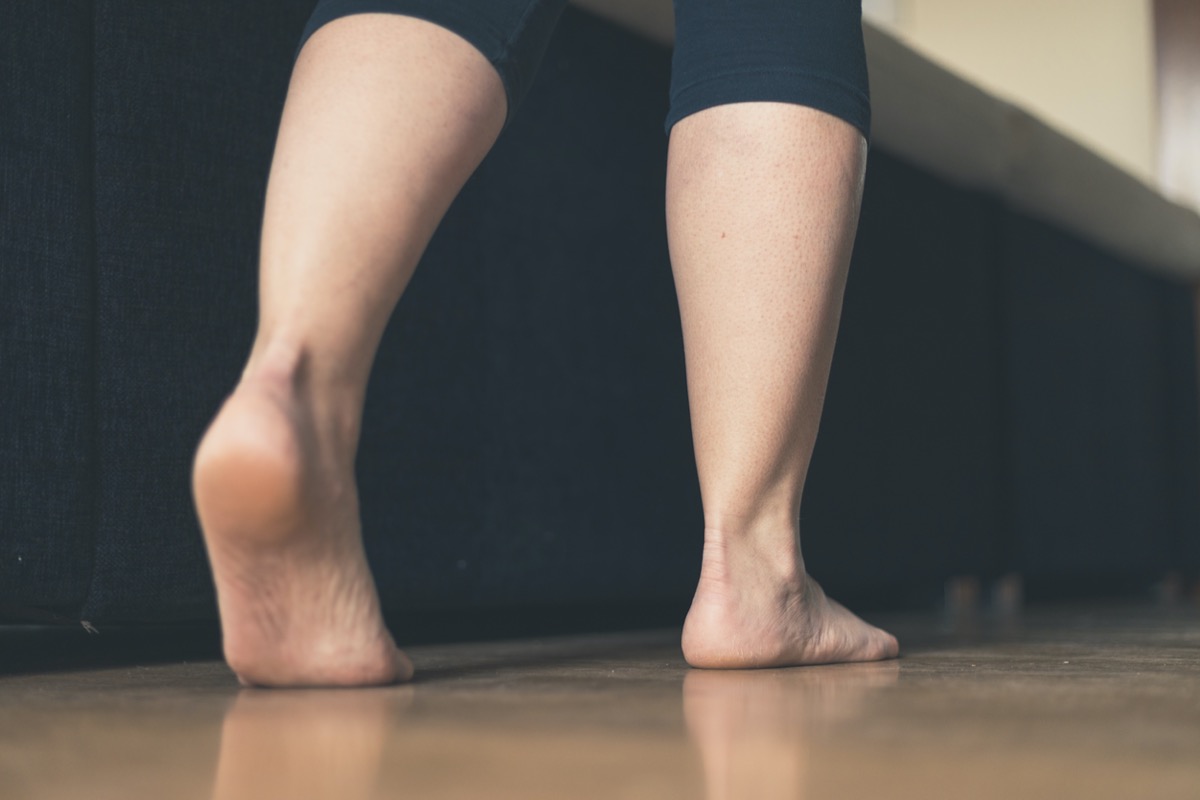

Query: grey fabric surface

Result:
[805,154,1007,596]
[0,4,95,610]
[81,1,311,620]
[1003,211,1190,584]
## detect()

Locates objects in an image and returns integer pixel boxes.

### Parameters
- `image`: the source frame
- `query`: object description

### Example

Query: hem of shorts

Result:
[664,67,871,144]
[292,0,519,128]
[489,0,554,131]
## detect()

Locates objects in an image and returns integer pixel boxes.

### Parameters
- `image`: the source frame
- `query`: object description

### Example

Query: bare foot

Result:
[192,347,412,687]
[682,534,899,669]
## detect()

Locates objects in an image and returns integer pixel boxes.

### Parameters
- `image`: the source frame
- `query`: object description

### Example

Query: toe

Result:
[393,649,415,683]
[878,631,900,660]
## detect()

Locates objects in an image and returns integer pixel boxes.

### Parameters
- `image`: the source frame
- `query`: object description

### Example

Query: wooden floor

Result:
[1,602,1198,799]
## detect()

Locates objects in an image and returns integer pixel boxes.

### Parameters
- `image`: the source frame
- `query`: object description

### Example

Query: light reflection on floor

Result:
[1,603,1198,799]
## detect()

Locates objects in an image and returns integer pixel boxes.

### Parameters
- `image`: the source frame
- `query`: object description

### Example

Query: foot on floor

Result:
[682,533,899,669]
[192,345,411,687]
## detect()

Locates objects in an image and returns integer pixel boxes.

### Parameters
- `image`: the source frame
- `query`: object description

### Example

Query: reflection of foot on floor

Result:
[682,537,900,669]
[211,686,413,800]
[192,347,412,687]
[683,661,900,800]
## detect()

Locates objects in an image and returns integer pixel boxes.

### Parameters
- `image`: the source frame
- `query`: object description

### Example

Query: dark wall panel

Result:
[0,4,95,611]
[83,1,314,620]
[1162,290,1200,576]
[356,7,693,614]
[804,152,1006,600]
[471,9,698,609]
[1003,212,1179,588]
[355,163,489,614]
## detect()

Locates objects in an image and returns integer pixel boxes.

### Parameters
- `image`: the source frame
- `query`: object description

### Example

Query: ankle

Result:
[703,505,802,556]
[242,336,308,386]
[244,333,366,391]
[236,338,364,463]
[699,524,807,589]
[702,497,799,541]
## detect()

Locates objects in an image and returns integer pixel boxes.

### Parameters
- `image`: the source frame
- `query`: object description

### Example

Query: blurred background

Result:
[863,0,1198,210]
[1,0,1198,636]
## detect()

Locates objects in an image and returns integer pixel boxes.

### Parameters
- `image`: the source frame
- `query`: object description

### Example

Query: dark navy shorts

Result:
[293,0,871,143]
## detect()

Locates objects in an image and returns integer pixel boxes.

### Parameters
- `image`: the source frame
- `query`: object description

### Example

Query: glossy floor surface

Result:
[1,603,1199,799]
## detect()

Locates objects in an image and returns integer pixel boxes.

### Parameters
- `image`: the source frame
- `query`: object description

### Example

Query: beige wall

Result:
[573,0,1169,195]
[864,0,1159,184]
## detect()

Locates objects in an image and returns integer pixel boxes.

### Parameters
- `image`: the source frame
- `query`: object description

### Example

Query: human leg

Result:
[668,102,898,668]
[666,1,899,668]
[192,5,555,687]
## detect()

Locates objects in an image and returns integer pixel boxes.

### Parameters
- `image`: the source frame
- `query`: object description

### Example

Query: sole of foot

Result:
[193,365,413,687]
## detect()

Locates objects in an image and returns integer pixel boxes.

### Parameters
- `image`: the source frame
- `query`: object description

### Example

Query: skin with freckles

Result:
[192,12,898,688]
[666,103,898,668]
